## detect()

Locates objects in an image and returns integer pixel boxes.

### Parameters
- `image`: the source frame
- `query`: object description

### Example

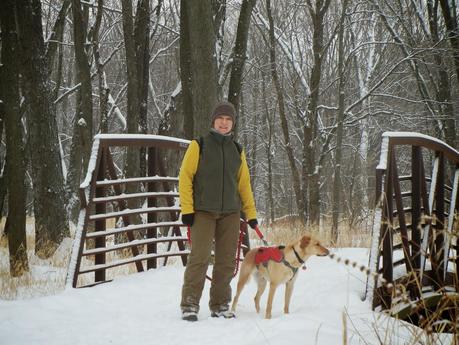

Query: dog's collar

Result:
[292,245,304,265]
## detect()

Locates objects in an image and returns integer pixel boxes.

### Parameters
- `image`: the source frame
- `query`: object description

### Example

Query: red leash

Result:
[254,225,268,246]
[232,226,245,278]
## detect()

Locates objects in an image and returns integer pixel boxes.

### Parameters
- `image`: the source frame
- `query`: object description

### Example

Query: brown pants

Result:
[181,211,240,313]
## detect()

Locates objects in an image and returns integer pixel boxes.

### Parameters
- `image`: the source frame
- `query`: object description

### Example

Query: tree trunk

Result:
[261,71,275,224]
[72,0,93,165]
[212,0,226,98]
[92,0,109,133]
[266,0,306,223]
[0,60,6,223]
[121,0,140,135]
[427,0,457,148]
[15,0,69,257]
[439,0,459,90]
[66,0,94,223]
[227,0,257,113]
[304,0,331,227]
[134,0,150,177]
[45,0,71,70]
[331,0,349,243]
[121,0,144,229]
[184,0,218,136]
[1,0,29,275]
[179,0,194,139]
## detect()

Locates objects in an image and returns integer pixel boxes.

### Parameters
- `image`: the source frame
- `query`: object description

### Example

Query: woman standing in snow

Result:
[178,101,258,322]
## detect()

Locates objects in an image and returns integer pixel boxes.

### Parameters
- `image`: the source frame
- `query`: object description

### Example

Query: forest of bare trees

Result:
[1,0,458,275]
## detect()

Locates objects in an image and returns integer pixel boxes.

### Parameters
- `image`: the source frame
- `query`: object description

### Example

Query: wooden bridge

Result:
[67,132,458,331]
[365,132,458,331]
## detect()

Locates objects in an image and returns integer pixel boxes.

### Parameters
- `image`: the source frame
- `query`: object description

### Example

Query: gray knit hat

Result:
[211,101,237,127]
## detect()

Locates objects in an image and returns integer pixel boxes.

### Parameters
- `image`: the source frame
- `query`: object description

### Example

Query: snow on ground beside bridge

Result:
[0,248,451,345]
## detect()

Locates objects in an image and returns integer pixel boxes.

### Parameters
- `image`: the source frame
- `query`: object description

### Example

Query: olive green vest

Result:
[193,131,242,214]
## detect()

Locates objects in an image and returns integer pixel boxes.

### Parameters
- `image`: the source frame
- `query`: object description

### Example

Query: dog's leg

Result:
[265,282,279,319]
[284,279,295,314]
[254,273,267,313]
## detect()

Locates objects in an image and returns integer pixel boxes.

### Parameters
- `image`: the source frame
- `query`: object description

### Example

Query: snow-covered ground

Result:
[0,248,451,345]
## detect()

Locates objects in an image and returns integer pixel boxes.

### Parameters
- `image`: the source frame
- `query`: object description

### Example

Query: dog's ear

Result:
[300,235,311,249]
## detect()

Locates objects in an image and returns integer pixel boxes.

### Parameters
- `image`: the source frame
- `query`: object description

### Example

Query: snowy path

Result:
[0,248,443,345]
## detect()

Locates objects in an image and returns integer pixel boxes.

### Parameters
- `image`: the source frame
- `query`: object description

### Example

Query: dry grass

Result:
[255,215,372,248]
[0,217,72,300]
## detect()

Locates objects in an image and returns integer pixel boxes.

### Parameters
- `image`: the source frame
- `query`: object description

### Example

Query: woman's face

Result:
[213,115,233,135]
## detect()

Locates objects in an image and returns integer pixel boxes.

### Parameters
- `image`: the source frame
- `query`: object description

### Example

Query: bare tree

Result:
[266,0,306,223]
[1,0,29,275]
[427,0,457,148]
[66,0,94,222]
[0,63,6,223]
[303,0,332,226]
[135,0,152,177]
[91,0,109,134]
[15,0,69,257]
[331,0,349,242]
[227,0,257,113]
[45,0,71,71]
[182,0,218,136]
[179,0,194,139]
[439,0,459,89]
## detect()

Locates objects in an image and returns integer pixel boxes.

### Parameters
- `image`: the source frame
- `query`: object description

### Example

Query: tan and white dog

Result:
[231,234,329,319]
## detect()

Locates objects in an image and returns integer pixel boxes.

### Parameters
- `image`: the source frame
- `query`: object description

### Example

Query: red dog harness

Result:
[255,246,284,265]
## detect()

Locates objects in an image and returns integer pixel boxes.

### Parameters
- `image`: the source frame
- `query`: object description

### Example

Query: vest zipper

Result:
[221,141,225,212]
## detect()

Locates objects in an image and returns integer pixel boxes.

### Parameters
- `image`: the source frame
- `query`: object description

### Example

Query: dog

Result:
[231,234,329,319]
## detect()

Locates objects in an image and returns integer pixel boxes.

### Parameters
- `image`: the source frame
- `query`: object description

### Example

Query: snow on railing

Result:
[80,136,101,190]
[94,133,190,146]
[66,208,87,288]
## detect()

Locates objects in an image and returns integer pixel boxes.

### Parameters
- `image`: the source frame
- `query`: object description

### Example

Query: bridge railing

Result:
[66,134,192,288]
[366,132,458,313]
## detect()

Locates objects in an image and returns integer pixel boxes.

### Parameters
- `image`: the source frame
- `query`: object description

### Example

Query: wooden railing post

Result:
[411,146,422,270]
[147,147,158,269]
[434,152,445,288]
[381,147,394,308]
[95,148,107,283]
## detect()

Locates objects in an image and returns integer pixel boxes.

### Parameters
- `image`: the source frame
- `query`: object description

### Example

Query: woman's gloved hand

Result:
[182,213,195,227]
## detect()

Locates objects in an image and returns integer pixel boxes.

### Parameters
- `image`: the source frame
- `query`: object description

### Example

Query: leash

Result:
[186,224,245,281]
[254,225,268,246]
[233,226,245,277]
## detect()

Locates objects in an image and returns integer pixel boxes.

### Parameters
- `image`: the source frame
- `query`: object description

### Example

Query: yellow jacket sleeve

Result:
[179,140,199,215]
[238,150,257,220]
